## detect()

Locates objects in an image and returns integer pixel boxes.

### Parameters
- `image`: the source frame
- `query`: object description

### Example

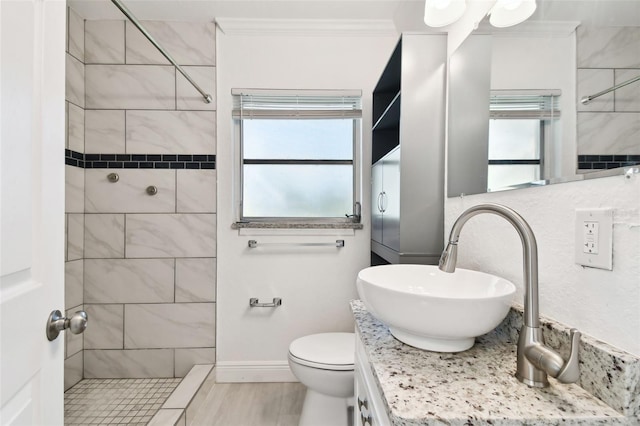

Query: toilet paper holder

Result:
[249,297,282,308]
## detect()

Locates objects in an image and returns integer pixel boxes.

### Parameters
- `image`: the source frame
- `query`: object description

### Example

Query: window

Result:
[233,90,362,221]
[488,91,560,191]
[488,119,543,190]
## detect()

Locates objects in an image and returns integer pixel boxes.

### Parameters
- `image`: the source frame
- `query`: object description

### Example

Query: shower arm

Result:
[581,74,640,105]
[110,0,213,104]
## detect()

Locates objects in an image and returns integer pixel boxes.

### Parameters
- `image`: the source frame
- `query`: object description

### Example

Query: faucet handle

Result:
[556,328,581,383]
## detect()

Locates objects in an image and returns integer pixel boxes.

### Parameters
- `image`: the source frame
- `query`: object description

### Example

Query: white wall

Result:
[216,27,398,381]
[445,175,640,356]
[490,34,576,179]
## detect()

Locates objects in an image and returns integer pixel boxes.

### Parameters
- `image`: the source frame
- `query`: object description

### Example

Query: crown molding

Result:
[476,20,580,37]
[216,18,398,37]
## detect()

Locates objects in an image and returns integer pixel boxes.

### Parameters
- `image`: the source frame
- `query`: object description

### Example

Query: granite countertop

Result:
[351,300,638,425]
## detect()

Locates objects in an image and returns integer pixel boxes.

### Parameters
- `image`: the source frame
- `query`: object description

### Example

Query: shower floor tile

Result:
[65,378,182,425]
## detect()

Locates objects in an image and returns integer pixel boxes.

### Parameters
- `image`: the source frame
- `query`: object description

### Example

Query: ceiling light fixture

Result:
[424,0,467,28]
[489,0,537,28]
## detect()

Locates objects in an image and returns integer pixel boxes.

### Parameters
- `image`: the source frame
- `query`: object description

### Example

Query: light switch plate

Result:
[575,209,613,270]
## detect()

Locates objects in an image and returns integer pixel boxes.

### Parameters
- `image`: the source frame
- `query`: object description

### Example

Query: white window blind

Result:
[232,89,362,119]
[490,90,560,119]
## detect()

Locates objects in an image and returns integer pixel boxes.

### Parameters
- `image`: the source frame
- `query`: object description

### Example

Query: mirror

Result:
[447,0,640,197]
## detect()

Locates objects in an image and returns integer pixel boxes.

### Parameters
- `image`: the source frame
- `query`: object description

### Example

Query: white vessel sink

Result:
[356,264,516,352]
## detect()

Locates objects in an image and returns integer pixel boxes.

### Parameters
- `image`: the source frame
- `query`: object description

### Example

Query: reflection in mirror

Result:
[488,89,561,191]
[447,0,640,198]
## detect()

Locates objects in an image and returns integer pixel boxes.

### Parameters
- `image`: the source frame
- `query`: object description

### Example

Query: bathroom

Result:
[0,0,638,424]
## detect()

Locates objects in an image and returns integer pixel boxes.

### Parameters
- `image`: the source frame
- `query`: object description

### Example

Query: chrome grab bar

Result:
[248,239,345,248]
[581,74,640,105]
[110,0,213,104]
[249,298,282,308]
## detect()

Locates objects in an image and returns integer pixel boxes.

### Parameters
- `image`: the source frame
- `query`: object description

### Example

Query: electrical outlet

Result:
[582,221,599,254]
[575,209,613,270]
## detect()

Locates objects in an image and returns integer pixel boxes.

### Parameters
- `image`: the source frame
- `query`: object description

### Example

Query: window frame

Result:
[232,90,362,224]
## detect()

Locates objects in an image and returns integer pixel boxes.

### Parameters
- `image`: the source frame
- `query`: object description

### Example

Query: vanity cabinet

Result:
[354,331,391,426]
[370,34,446,265]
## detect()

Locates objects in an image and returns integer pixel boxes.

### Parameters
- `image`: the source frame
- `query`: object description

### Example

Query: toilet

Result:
[288,332,355,426]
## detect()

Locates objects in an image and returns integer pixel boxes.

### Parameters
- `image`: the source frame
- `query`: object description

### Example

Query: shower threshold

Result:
[64,364,214,425]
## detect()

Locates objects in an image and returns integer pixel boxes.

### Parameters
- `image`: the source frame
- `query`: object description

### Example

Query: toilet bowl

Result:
[288,332,355,426]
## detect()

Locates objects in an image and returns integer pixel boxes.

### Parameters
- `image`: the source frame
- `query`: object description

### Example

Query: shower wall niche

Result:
[64,6,218,389]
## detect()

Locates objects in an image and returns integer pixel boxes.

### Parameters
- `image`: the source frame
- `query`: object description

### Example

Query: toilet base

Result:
[299,389,352,426]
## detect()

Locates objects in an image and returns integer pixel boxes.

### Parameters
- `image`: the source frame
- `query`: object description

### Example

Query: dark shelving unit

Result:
[372,40,402,164]
[369,34,447,266]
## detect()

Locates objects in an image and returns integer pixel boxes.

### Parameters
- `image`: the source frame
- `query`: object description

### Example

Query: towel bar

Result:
[248,239,345,248]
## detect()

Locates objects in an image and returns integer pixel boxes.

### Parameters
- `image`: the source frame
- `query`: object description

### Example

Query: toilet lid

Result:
[289,333,355,370]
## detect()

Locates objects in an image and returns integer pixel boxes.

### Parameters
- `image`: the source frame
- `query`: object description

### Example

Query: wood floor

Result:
[190,381,306,426]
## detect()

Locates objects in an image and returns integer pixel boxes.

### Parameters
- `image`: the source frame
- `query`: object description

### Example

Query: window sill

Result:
[232,221,363,230]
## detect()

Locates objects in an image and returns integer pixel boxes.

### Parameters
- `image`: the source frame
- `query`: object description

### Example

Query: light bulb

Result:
[499,0,522,11]
[432,0,452,10]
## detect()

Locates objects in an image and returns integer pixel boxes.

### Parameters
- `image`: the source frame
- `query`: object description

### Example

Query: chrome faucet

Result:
[439,203,581,388]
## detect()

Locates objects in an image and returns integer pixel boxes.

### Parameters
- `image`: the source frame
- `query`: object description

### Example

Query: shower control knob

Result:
[46,310,88,341]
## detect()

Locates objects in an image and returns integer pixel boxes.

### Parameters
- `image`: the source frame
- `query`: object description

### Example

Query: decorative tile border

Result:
[578,155,640,170]
[65,149,216,169]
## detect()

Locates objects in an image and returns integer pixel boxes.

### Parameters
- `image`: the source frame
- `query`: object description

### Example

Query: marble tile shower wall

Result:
[66,10,218,385]
[82,17,217,379]
[576,26,640,170]
[65,7,86,391]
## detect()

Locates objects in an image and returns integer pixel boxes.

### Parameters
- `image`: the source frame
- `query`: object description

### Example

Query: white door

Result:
[1,1,66,424]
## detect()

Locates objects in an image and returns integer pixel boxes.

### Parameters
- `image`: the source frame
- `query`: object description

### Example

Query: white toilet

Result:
[288,332,355,426]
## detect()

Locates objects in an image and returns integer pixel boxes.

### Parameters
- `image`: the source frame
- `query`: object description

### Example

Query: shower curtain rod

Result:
[581,74,640,105]
[110,0,213,104]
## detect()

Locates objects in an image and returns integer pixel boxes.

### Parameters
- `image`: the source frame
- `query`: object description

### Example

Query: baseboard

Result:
[215,361,298,383]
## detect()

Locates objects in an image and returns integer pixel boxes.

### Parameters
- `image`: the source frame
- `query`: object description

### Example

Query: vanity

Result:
[351,300,639,425]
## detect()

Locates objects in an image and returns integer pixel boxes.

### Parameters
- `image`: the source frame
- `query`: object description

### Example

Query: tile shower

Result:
[64,5,217,420]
